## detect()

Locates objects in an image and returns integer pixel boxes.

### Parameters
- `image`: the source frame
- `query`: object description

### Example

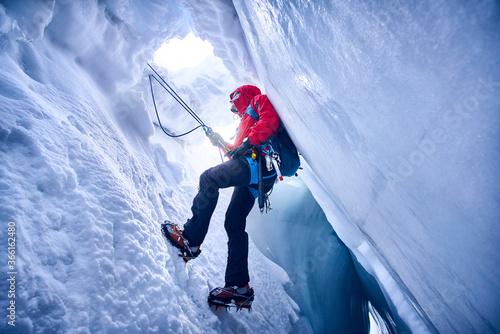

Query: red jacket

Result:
[227,85,280,150]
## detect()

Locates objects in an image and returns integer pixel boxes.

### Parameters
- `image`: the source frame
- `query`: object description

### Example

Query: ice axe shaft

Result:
[258,153,264,213]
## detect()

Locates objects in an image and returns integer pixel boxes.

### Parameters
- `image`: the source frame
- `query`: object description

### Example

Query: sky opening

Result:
[154,33,214,71]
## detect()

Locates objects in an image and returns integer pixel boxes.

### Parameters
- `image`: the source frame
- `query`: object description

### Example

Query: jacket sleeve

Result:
[247,95,280,146]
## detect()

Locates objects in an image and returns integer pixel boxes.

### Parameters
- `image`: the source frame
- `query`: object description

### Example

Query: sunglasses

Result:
[230,91,240,103]
[230,91,240,113]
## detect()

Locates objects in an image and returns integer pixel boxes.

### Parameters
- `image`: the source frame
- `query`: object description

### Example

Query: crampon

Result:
[161,221,201,263]
[207,285,254,312]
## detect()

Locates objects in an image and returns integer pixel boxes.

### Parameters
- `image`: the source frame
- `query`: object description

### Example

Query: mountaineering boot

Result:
[161,221,201,262]
[208,285,254,311]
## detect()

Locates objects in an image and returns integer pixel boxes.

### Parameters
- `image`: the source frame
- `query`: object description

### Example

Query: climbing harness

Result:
[243,143,281,213]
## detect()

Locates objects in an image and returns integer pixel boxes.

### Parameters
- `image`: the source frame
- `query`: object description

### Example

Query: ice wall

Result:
[230,0,500,333]
[248,177,371,334]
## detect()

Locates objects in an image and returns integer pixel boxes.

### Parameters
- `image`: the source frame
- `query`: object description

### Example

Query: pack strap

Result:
[244,105,260,121]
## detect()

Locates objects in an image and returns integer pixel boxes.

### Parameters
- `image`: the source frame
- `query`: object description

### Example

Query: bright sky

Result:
[154,33,214,71]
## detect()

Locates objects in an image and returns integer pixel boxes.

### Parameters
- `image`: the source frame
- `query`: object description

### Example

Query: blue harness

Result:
[243,105,277,198]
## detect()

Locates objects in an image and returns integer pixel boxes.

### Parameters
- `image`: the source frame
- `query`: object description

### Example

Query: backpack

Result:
[272,121,301,177]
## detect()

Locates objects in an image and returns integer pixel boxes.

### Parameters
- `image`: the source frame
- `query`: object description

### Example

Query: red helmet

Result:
[229,85,261,116]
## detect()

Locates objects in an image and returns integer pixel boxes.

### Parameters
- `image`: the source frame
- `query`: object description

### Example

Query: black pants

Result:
[183,156,276,287]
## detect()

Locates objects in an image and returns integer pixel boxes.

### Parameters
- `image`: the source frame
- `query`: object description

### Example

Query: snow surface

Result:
[1,0,499,333]
[0,1,305,333]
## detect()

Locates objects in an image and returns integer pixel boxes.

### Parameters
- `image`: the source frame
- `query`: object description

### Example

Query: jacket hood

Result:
[230,85,262,116]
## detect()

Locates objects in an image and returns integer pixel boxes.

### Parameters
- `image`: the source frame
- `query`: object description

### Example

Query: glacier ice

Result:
[1,0,499,333]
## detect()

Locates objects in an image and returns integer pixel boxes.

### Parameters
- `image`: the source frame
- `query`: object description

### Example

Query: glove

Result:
[206,131,227,148]
[225,137,252,159]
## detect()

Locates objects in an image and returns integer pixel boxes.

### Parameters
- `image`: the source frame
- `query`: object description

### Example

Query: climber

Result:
[162,85,280,310]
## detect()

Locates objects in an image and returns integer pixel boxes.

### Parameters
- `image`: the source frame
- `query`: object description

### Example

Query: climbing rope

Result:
[147,63,224,162]
[147,63,210,137]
